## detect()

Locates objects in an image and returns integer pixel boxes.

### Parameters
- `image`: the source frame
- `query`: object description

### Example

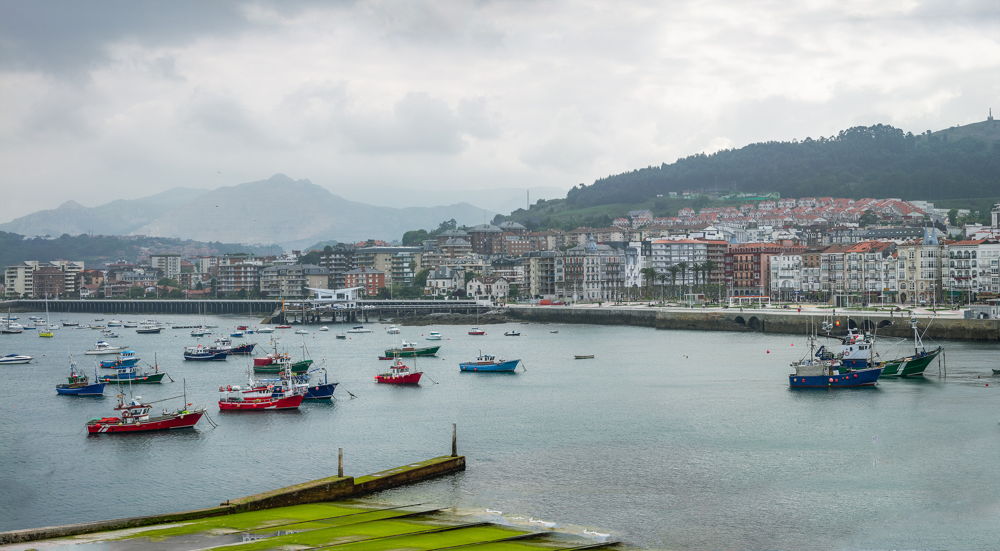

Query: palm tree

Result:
[675,262,688,300]
[667,265,680,300]
[640,267,657,299]
[702,260,718,302]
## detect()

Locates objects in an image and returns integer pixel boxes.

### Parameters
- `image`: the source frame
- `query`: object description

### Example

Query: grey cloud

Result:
[343,92,497,155]
[0,0,340,75]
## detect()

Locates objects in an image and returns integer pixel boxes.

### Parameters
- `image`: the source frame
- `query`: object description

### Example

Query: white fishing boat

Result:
[85,341,125,355]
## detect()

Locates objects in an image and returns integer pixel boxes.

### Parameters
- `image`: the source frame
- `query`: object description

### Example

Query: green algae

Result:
[224,521,526,551]
[113,502,373,540]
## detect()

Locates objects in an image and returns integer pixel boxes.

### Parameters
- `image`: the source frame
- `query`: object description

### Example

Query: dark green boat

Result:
[879,318,943,378]
[384,342,440,358]
[252,359,312,374]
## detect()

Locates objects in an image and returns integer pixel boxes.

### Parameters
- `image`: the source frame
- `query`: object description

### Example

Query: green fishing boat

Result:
[879,318,942,378]
[98,366,166,384]
[253,359,312,374]
[384,342,440,358]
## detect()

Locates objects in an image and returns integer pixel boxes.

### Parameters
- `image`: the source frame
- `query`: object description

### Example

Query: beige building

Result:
[4,260,84,298]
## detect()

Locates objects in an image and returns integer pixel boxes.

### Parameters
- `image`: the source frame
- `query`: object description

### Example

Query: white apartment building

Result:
[150,254,182,280]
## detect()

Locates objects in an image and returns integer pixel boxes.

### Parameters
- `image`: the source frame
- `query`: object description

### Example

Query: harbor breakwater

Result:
[0,455,465,545]
[507,305,1000,342]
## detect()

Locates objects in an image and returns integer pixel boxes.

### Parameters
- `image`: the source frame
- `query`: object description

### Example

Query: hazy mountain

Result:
[0,188,207,237]
[335,185,568,214]
[1,174,498,249]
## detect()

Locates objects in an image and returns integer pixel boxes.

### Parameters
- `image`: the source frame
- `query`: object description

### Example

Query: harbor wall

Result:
[507,305,1000,342]
[0,454,465,545]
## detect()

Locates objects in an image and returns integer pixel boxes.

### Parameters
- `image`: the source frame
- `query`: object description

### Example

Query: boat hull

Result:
[57,382,107,396]
[303,382,337,400]
[184,351,229,361]
[218,394,304,410]
[789,366,883,388]
[253,359,312,374]
[99,373,166,384]
[86,410,204,433]
[880,347,942,378]
[459,360,520,372]
[383,345,440,357]
[375,372,422,384]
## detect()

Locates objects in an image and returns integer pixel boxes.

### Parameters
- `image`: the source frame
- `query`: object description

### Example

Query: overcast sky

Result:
[1,0,998,221]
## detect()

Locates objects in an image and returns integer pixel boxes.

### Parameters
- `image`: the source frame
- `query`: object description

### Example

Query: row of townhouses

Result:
[5,204,1000,304]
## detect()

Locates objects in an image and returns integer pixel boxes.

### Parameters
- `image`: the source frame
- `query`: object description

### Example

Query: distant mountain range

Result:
[0,174,499,249]
[0,231,281,271]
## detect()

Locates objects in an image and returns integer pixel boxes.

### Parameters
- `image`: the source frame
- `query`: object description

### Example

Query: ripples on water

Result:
[1,314,999,550]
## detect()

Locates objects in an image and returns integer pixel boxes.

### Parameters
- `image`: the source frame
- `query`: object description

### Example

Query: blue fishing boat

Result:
[56,362,106,396]
[459,354,521,373]
[183,345,229,361]
[99,350,140,369]
[789,334,881,388]
[258,367,337,400]
[212,337,255,355]
[300,368,337,400]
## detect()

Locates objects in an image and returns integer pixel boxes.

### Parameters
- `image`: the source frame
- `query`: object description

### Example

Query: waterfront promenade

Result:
[508,302,1000,341]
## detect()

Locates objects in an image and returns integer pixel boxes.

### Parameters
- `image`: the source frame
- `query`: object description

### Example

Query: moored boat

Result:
[212,337,255,355]
[135,324,162,334]
[459,354,520,373]
[56,362,106,396]
[375,358,422,384]
[99,349,140,368]
[574,354,595,360]
[790,334,882,388]
[346,325,372,333]
[86,395,204,434]
[383,341,440,358]
[503,330,521,336]
[86,341,125,355]
[879,318,943,378]
[386,325,401,334]
[183,345,229,361]
[0,353,33,365]
[98,363,166,384]
[468,327,486,336]
[218,377,304,411]
[426,331,442,341]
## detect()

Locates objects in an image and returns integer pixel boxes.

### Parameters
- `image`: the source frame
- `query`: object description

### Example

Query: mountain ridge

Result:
[1,174,497,248]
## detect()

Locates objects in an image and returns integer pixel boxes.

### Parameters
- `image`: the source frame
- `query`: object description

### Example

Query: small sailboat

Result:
[38,298,55,338]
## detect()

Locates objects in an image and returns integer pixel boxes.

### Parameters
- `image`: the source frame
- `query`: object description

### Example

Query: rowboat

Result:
[574,354,595,360]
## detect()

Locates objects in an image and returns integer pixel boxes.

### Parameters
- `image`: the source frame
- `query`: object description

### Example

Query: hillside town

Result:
[4,197,1000,309]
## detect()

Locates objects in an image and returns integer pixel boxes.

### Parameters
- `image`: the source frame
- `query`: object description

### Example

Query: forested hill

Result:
[565,122,1000,209]
[0,232,281,270]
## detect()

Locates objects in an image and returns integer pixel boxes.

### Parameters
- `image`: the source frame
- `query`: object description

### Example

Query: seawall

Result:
[508,305,1000,342]
[0,455,465,545]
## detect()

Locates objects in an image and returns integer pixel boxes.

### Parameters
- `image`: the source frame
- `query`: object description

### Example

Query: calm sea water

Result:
[1,313,999,550]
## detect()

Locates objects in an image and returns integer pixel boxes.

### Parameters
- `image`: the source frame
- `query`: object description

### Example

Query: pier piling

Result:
[452,423,458,457]
[338,447,344,477]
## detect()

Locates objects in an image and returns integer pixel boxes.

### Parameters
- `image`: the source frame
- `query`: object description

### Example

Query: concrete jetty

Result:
[0,455,465,546]
[508,304,1000,342]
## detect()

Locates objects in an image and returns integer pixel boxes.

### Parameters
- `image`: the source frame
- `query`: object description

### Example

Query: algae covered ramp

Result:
[0,454,619,550]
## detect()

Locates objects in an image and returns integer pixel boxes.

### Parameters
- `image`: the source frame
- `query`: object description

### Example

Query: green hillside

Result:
[497,121,1000,229]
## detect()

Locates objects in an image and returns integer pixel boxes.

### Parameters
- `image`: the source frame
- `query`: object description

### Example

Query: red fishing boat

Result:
[86,395,204,434]
[375,358,423,385]
[218,377,304,410]
[468,327,486,335]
